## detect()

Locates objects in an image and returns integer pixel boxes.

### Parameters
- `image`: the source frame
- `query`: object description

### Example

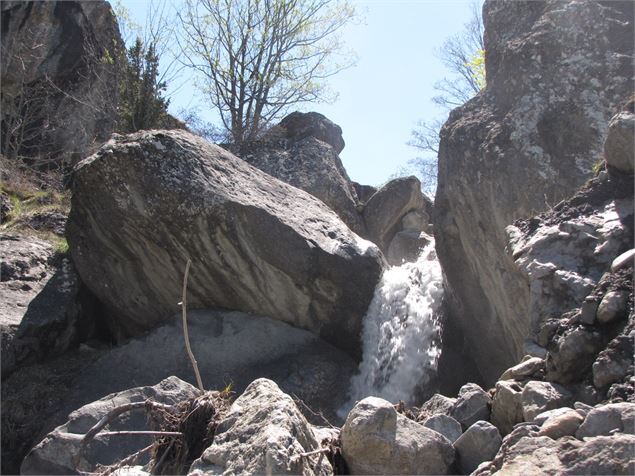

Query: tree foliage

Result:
[177,0,355,144]
[117,38,171,133]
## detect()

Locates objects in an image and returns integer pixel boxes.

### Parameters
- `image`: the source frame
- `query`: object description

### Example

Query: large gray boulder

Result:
[233,112,365,234]
[363,176,425,252]
[66,129,384,354]
[449,383,492,431]
[434,0,634,382]
[576,402,635,439]
[21,376,200,475]
[1,1,121,163]
[341,397,455,475]
[521,381,572,422]
[189,379,333,475]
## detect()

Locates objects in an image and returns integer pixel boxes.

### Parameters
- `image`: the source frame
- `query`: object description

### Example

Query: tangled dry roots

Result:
[149,390,232,475]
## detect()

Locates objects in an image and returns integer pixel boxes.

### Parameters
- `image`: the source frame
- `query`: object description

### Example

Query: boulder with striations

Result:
[66,129,384,355]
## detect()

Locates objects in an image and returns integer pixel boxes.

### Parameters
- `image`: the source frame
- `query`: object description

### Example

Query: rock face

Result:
[66,129,384,354]
[189,379,333,475]
[475,434,635,475]
[21,376,200,475]
[341,397,455,475]
[232,112,364,234]
[1,1,121,163]
[434,0,634,382]
[0,234,81,375]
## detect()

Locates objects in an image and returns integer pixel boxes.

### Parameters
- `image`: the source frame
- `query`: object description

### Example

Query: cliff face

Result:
[434,0,634,382]
[1,1,121,164]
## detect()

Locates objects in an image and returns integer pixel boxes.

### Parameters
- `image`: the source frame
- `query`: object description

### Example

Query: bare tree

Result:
[407,1,484,193]
[176,0,355,144]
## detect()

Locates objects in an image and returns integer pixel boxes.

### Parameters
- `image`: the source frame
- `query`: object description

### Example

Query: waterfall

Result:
[340,241,443,415]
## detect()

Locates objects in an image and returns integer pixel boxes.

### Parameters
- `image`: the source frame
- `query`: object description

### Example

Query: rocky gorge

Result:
[1,0,634,475]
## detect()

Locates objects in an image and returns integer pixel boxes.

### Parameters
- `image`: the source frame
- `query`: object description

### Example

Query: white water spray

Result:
[340,241,443,415]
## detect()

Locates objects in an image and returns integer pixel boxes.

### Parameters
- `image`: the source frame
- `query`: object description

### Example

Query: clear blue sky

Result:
[120,0,479,186]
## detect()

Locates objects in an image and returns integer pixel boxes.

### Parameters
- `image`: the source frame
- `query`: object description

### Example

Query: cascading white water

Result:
[340,240,443,415]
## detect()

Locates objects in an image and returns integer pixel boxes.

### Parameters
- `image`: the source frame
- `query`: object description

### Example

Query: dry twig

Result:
[180,258,204,391]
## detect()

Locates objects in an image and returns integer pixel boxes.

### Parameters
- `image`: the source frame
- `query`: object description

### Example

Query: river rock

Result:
[454,420,502,474]
[490,380,524,436]
[341,397,455,475]
[596,290,629,324]
[521,381,572,422]
[434,0,634,383]
[474,434,635,475]
[449,383,491,430]
[537,409,584,439]
[189,379,333,476]
[66,129,383,354]
[21,376,200,475]
[233,112,364,234]
[576,402,635,439]
[422,414,462,443]
[500,357,545,381]
[604,110,635,173]
[417,393,457,421]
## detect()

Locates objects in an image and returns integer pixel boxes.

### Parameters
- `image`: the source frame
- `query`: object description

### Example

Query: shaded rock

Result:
[385,230,431,266]
[363,176,424,252]
[491,380,524,436]
[521,381,572,422]
[280,111,345,154]
[449,383,491,431]
[1,234,80,375]
[537,409,584,439]
[475,434,635,475]
[546,327,606,384]
[49,309,356,429]
[352,182,377,205]
[593,332,634,388]
[422,414,462,443]
[189,379,332,476]
[576,402,635,438]
[12,211,67,236]
[1,1,122,164]
[341,397,455,475]
[402,209,430,233]
[434,0,634,383]
[235,114,364,234]
[21,376,200,475]
[66,130,384,354]
[605,111,635,173]
[596,290,629,324]
[500,357,544,381]
[454,420,502,474]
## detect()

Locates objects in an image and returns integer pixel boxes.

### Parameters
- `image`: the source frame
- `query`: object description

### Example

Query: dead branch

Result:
[181,258,204,391]
[74,400,174,470]
[97,443,155,476]
[292,394,337,429]
[98,431,184,438]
